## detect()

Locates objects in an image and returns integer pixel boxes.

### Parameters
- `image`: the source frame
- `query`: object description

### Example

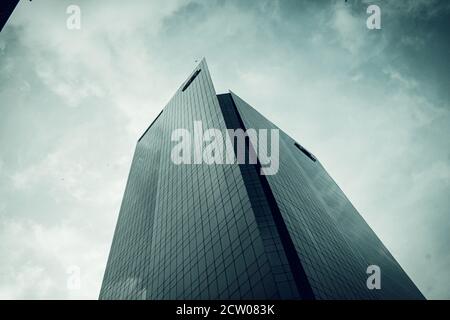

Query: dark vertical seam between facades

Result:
[218,93,315,300]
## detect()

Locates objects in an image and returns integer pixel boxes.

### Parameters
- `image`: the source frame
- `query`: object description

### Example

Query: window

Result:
[182,69,201,92]
[294,142,317,162]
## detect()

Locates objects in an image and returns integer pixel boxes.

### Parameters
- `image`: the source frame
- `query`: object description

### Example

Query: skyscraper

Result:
[99,59,424,300]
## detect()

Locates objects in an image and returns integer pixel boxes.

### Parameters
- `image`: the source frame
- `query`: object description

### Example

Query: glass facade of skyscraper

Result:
[99,60,424,300]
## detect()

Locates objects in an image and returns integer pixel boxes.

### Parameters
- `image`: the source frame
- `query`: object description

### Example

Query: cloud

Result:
[0,217,107,299]
[379,0,450,19]
[0,0,448,299]
[331,2,367,55]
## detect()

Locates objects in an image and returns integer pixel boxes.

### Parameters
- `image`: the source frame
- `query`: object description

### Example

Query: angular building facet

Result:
[99,59,424,300]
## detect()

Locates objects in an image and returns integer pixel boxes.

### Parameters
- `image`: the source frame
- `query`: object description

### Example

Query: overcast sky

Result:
[0,0,449,299]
